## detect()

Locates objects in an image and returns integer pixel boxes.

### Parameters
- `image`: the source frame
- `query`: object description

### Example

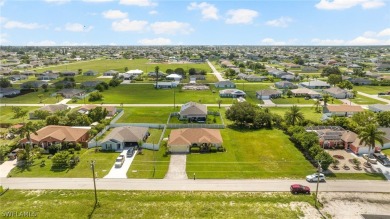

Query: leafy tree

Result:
[309,144,322,158]
[351,111,377,128]
[19,122,39,165]
[41,83,48,92]
[313,100,321,113]
[46,115,60,125]
[327,74,342,86]
[174,68,185,77]
[124,67,129,72]
[12,106,28,123]
[284,105,304,126]
[225,102,258,127]
[353,68,365,77]
[286,90,293,98]
[155,66,159,89]
[88,91,103,101]
[0,78,12,88]
[51,151,69,168]
[225,69,237,79]
[358,124,385,160]
[377,111,390,127]
[166,69,174,74]
[315,151,333,170]
[337,80,353,90]
[253,111,273,129]
[188,68,197,75]
[321,66,341,77]
[78,69,82,75]
[293,56,304,65]
[88,106,108,122]
[34,110,50,120]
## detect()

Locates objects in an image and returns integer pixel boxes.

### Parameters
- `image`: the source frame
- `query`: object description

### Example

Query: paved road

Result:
[207,60,225,82]
[0,178,389,192]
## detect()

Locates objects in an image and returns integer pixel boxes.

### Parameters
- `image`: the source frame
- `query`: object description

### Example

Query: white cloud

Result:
[138,37,172,45]
[347,36,382,45]
[362,31,377,37]
[0,0,5,7]
[112,19,148,32]
[225,9,258,24]
[187,2,219,20]
[44,0,71,4]
[4,20,46,29]
[0,33,8,44]
[102,10,128,19]
[83,0,114,2]
[54,27,62,31]
[260,38,286,45]
[26,40,57,46]
[311,38,345,45]
[149,10,158,15]
[265,16,293,28]
[0,16,7,23]
[150,21,194,35]
[378,28,390,37]
[315,0,385,10]
[119,0,157,7]
[65,23,93,32]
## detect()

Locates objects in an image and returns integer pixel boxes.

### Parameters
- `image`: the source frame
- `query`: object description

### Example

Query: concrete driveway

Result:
[164,154,188,179]
[0,159,17,178]
[104,149,137,179]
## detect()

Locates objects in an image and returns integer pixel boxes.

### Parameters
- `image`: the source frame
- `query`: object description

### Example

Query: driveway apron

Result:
[164,154,188,179]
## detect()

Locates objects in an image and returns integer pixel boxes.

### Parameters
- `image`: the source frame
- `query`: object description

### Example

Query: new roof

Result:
[21,125,89,143]
[326,105,364,112]
[180,102,207,116]
[168,128,223,145]
[102,126,148,143]
[38,104,68,113]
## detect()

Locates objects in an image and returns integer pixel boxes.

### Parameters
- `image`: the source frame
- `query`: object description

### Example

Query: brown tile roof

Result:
[168,128,223,145]
[326,105,364,112]
[102,126,148,143]
[20,125,89,143]
[341,131,358,143]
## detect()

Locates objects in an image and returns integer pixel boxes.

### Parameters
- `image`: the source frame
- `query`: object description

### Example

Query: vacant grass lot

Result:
[186,128,316,179]
[0,89,62,104]
[266,107,323,123]
[351,95,386,105]
[8,149,119,178]
[325,172,387,180]
[0,190,315,218]
[127,148,170,179]
[0,106,39,123]
[353,86,390,94]
[116,107,172,123]
[272,97,315,105]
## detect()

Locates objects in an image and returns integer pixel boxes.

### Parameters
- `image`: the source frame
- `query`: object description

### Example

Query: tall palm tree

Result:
[358,124,385,162]
[155,66,159,89]
[284,105,304,126]
[312,100,321,113]
[323,93,330,106]
[19,121,39,164]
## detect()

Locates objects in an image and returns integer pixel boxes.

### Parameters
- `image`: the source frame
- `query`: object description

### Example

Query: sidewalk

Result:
[0,159,17,178]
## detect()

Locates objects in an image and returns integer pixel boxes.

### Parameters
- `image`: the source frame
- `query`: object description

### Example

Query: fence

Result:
[167,123,225,129]
[110,108,124,124]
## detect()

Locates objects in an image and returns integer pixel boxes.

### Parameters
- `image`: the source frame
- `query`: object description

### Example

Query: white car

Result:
[362,154,377,164]
[306,173,326,182]
[115,155,125,168]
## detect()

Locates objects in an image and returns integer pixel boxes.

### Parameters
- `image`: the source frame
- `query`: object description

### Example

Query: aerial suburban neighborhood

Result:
[0,0,390,218]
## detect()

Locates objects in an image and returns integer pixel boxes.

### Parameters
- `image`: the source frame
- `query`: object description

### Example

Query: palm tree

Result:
[284,105,304,126]
[323,93,330,106]
[358,124,385,163]
[19,121,39,165]
[155,66,159,89]
[312,100,321,113]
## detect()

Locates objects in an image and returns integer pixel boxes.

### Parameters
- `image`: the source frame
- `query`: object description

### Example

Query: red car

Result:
[290,184,310,194]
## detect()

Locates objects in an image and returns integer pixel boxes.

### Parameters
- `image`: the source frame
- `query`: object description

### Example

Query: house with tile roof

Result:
[168,128,223,153]
[323,105,364,117]
[100,126,149,150]
[77,104,117,117]
[29,104,69,119]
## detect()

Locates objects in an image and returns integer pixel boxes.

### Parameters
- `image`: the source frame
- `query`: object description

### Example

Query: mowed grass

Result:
[351,95,387,105]
[0,106,39,123]
[116,107,172,123]
[0,190,315,218]
[127,148,170,179]
[186,128,316,179]
[353,86,390,95]
[266,107,323,123]
[383,149,390,156]
[0,89,62,104]
[8,149,119,178]
[272,97,315,105]
[325,172,387,180]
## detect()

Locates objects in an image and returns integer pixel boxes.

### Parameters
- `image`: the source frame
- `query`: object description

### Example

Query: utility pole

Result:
[315,160,322,208]
[153,142,156,178]
[90,160,98,206]
[173,88,176,109]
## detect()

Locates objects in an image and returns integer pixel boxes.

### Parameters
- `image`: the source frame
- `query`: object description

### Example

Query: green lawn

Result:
[0,106,39,124]
[325,172,387,180]
[353,86,390,95]
[116,107,172,123]
[145,128,164,144]
[0,190,315,218]
[127,147,170,179]
[186,128,316,179]
[0,89,63,104]
[8,149,120,178]
[272,97,315,105]
[350,95,387,105]
[383,149,390,156]
[265,107,323,123]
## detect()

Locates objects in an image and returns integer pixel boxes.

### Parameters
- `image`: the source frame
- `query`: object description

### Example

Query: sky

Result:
[0,0,389,46]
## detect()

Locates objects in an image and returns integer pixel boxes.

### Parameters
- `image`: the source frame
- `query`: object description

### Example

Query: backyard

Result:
[116,107,172,124]
[127,147,170,179]
[0,88,62,104]
[0,106,39,123]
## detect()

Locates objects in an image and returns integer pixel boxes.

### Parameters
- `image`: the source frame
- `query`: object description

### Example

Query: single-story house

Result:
[37,73,59,80]
[341,130,376,155]
[348,64,363,69]
[256,89,282,100]
[300,81,331,89]
[179,102,207,122]
[103,70,119,76]
[100,126,149,150]
[301,66,318,72]
[154,81,178,89]
[377,128,390,152]
[323,87,353,99]
[19,125,90,148]
[81,81,102,89]
[368,104,390,113]
[126,69,144,77]
[168,128,223,153]
[291,88,322,98]
[269,69,289,78]
[8,74,28,81]
[245,75,266,82]
[190,75,206,80]
[29,104,69,119]
[57,89,85,98]
[280,74,298,81]
[21,70,36,76]
[147,72,166,78]
[61,71,76,77]
[237,73,248,80]
[78,104,117,117]
[21,81,48,89]
[215,81,236,88]
[348,78,372,85]
[0,88,20,98]
[274,81,298,89]
[166,74,182,81]
[83,70,98,76]
[219,89,246,98]
[323,105,364,117]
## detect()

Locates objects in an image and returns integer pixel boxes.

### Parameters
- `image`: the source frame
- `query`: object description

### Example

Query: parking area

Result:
[103,148,137,179]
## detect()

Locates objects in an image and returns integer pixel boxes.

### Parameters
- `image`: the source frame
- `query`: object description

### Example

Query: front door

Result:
[117,144,120,150]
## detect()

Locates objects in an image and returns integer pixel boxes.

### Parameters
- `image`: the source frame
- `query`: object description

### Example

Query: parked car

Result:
[126,148,134,158]
[306,173,326,182]
[7,148,21,160]
[290,184,310,194]
[115,155,125,168]
[362,154,377,164]
[373,153,390,167]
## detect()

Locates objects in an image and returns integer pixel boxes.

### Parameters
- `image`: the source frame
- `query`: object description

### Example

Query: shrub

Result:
[75,143,82,151]
[48,144,60,155]
[190,147,200,153]
[68,155,79,168]
[68,148,75,154]
[210,146,217,153]
[314,151,333,171]
[88,91,103,102]
[51,151,69,168]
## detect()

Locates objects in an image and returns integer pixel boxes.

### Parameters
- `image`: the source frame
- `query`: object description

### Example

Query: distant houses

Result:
[29,104,69,119]
[256,89,282,100]
[323,105,364,117]
[219,89,246,98]
[215,81,236,88]
[83,70,98,76]
[0,88,20,98]
[300,81,331,89]
[323,87,353,99]
[274,81,297,89]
